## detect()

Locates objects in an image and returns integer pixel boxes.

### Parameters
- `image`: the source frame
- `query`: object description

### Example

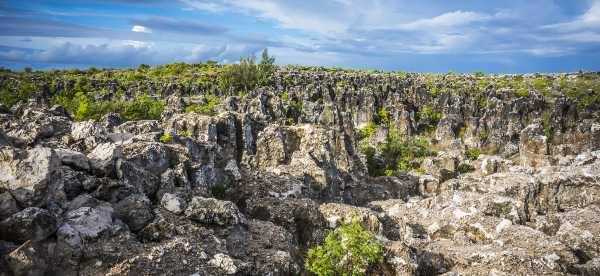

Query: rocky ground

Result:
[1,70,600,275]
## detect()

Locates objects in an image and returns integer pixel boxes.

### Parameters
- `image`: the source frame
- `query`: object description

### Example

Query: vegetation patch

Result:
[159,134,172,143]
[359,122,377,139]
[185,94,222,116]
[456,163,476,174]
[465,149,481,160]
[305,220,383,276]
[360,131,436,177]
[416,106,442,132]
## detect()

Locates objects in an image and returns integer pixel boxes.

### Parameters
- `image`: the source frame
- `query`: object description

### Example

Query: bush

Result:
[180,129,192,137]
[159,134,171,143]
[473,71,485,78]
[185,94,221,115]
[220,48,276,94]
[360,131,435,177]
[0,83,34,108]
[64,93,164,122]
[464,149,480,160]
[456,163,475,174]
[381,132,435,175]
[359,122,377,139]
[305,220,383,276]
[374,107,390,126]
[514,88,529,97]
[416,106,442,132]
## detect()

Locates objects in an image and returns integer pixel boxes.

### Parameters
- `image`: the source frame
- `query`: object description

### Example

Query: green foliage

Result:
[180,130,192,137]
[514,88,530,97]
[0,82,34,107]
[280,90,289,102]
[531,78,551,91]
[473,71,485,78]
[185,94,222,115]
[360,130,435,177]
[560,78,600,109]
[220,48,276,94]
[374,107,390,126]
[416,106,442,132]
[456,163,475,174]
[477,79,490,89]
[464,149,481,160]
[359,141,381,177]
[359,122,377,139]
[159,134,172,143]
[56,90,164,122]
[381,131,435,175]
[305,220,383,276]
[457,126,467,139]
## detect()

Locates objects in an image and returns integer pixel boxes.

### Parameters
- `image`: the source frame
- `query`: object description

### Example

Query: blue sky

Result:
[0,0,599,72]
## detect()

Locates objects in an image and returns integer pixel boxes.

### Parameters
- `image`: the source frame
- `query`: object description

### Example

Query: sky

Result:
[0,0,600,72]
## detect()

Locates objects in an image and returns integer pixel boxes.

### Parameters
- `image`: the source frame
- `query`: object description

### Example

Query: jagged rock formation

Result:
[1,69,600,275]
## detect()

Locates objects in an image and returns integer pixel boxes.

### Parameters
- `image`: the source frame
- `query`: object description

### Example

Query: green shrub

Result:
[220,48,276,94]
[464,149,480,160]
[514,88,529,97]
[456,163,475,174]
[359,130,436,177]
[159,134,172,143]
[416,106,442,131]
[305,220,383,276]
[359,122,377,139]
[180,129,192,137]
[374,107,390,126]
[280,90,289,102]
[359,141,382,177]
[185,94,221,115]
[473,71,485,78]
[64,93,164,122]
[531,78,551,90]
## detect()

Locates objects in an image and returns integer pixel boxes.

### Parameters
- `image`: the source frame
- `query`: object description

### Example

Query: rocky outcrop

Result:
[0,70,599,275]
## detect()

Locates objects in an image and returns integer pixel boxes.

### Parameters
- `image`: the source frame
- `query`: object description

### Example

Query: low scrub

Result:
[185,94,221,115]
[305,220,383,276]
[360,131,436,177]
[464,149,481,160]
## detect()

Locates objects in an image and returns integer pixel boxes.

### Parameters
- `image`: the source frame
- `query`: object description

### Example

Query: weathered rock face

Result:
[0,70,599,276]
[0,147,61,207]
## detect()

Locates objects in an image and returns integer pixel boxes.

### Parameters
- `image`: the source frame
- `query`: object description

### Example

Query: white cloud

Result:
[395,11,491,31]
[542,1,600,31]
[131,25,152,33]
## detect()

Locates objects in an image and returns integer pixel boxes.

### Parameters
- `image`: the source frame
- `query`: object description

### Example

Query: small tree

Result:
[220,48,276,94]
[305,221,383,276]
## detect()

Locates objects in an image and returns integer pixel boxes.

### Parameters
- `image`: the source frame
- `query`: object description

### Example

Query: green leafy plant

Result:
[159,134,172,143]
[220,48,276,94]
[180,129,192,137]
[360,130,435,177]
[456,163,475,174]
[416,106,442,132]
[374,107,390,126]
[305,220,383,276]
[514,88,530,97]
[464,149,481,160]
[473,71,485,78]
[359,122,377,139]
[185,94,221,115]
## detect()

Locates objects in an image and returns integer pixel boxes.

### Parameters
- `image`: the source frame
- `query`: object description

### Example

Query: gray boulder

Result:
[114,194,154,232]
[0,147,61,207]
[0,207,57,243]
[185,197,245,226]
